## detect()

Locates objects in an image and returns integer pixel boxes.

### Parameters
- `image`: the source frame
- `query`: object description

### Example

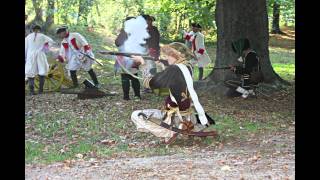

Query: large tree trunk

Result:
[198,0,289,95]
[43,0,55,32]
[271,1,283,34]
[31,0,44,24]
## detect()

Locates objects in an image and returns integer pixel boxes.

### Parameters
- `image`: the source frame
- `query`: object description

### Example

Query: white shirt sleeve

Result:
[59,44,66,58]
[196,33,205,51]
[25,36,29,58]
[73,33,89,48]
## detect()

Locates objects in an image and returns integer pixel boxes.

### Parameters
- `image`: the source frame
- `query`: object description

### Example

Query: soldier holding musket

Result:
[224,38,263,98]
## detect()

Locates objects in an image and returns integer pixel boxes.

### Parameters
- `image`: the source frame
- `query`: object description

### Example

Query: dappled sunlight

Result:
[26,2,295,177]
[269,26,295,49]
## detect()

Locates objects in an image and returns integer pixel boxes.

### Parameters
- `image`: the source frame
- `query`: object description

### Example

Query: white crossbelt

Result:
[173,63,208,125]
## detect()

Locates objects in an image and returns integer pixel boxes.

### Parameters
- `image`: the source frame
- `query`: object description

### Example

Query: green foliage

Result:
[267,0,295,27]
[26,0,294,41]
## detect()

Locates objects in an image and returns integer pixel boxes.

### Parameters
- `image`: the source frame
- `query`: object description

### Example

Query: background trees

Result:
[25,0,295,91]
[25,0,294,40]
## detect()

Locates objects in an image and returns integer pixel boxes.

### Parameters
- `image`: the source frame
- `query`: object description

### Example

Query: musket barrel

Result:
[98,51,148,56]
[98,51,156,61]
[213,67,231,69]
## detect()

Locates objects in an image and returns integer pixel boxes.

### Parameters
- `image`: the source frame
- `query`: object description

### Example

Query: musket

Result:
[98,51,159,61]
[213,66,231,70]
[79,51,104,66]
[60,79,116,99]
[50,43,104,67]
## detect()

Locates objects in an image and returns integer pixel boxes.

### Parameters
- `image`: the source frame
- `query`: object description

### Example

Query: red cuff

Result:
[70,38,79,50]
[62,43,69,49]
[57,55,64,63]
[132,61,141,68]
[185,35,191,40]
[43,42,49,51]
[198,48,205,55]
[84,45,91,52]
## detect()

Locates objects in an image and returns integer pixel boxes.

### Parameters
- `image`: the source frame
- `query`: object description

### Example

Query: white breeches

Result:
[195,52,211,68]
[131,109,176,139]
[25,52,49,78]
[66,53,94,71]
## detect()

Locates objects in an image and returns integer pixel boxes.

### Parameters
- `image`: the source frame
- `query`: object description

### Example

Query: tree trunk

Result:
[78,0,93,25]
[176,13,181,35]
[198,0,289,95]
[271,1,283,34]
[31,0,44,24]
[43,0,54,32]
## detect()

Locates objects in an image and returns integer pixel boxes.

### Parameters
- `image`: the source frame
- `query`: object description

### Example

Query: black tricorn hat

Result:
[150,16,156,21]
[125,16,135,21]
[56,25,68,34]
[192,23,202,29]
[32,24,41,31]
[142,14,155,21]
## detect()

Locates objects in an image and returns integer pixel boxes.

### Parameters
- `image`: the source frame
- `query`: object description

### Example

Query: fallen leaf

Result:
[283,164,289,171]
[75,153,83,159]
[221,165,231,171]
[101,139,116,146]
[218,160,226,165]
[43,146,49,153]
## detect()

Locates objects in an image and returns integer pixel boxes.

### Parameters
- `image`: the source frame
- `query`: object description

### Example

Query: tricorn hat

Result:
[192,23,202,29]
[56,25,68,34]
[142,14,155,21]
[231,38,251,56]
[31,24,41,31]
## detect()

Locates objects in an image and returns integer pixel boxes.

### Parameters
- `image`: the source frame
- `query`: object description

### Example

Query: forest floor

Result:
[25,26,295,179]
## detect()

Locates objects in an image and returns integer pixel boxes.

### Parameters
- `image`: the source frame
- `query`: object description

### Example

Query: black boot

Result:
[88,69,100,87]
[198,67,204,80]
[121,74,130,100]
[38,75,45,94]
[70,70,79,88]
[28,77,35,95]
[131,74,141,99]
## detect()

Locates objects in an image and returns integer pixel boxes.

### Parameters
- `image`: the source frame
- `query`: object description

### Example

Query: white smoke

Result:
[123,16,150,54]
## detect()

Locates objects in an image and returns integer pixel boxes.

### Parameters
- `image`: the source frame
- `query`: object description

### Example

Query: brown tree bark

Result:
[271,1,284,34]
[197,0,289,95]
[43,0,55,32]
[31,0,44,24]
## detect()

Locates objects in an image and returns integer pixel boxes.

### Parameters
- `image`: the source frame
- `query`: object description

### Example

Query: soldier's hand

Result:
[56,56,64,63]
[229,65,236,71]
[131,55,145,65]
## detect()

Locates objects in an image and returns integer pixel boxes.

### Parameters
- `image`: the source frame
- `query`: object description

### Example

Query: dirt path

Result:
[25,130,294,180]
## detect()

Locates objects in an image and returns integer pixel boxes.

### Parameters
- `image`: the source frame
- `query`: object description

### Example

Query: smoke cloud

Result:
[123,16,150,54]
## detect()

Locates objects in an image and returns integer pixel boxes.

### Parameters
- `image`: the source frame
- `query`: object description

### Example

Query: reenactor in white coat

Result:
[56,26,100,88]
[25,24,55,95]
[184,23,211,80]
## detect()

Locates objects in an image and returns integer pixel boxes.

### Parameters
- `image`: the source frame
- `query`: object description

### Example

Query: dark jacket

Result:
[115,29,127,47]
[235,51,259,75]
[146,26,160,59]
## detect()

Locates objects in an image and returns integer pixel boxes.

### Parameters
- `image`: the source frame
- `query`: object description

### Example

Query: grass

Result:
[211,114,281,142]
[25,25,295,165]
[25,107,284,164]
